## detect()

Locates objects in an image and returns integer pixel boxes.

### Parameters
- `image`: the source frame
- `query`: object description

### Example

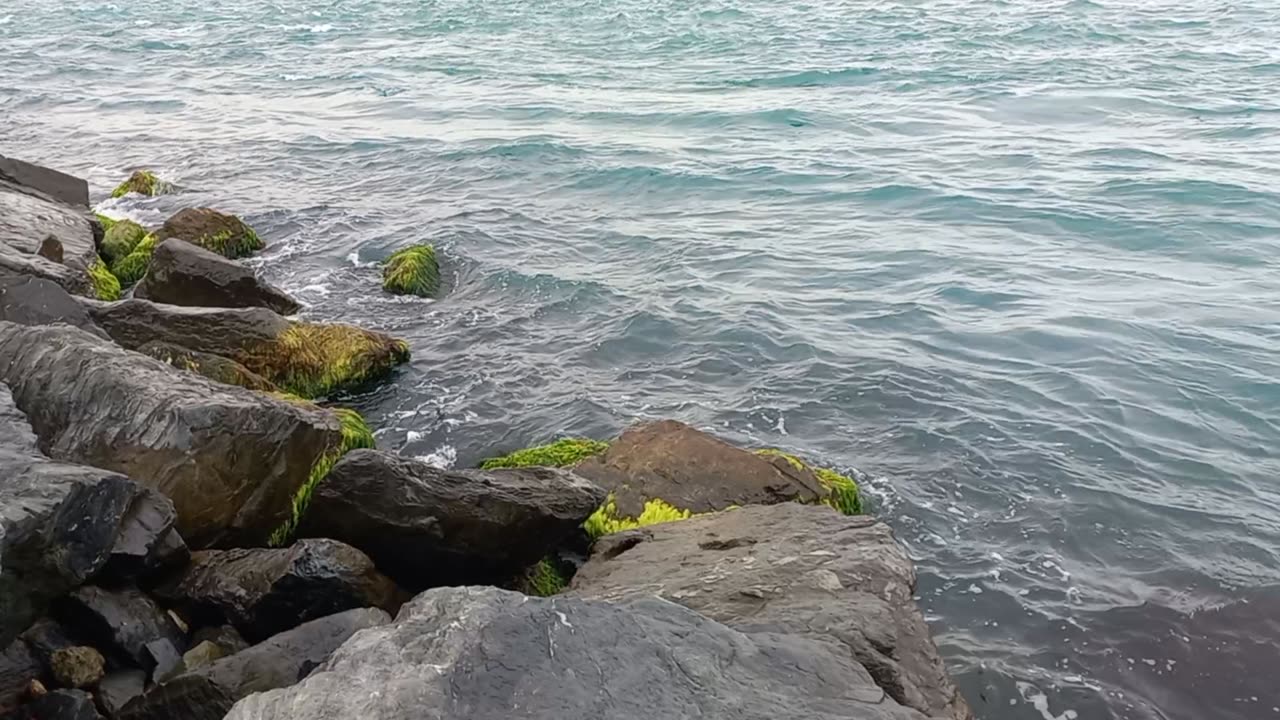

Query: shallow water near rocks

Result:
[4,0,1280,717]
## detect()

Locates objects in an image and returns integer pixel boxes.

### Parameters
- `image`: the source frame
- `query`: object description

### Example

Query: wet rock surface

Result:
[298,449,607,588]
[135,239,299,315]
[0,274,105,336]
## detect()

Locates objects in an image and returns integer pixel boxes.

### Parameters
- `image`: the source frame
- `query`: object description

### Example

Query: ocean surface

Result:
[4,0,1280,717]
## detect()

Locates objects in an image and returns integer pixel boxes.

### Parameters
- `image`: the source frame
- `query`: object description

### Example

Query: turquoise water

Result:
[4,0,1280,716]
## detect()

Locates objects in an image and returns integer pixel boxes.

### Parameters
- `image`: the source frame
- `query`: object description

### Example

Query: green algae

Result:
[521,557,569,597]
[108,234,157,287]
[100,219,148,264]
[110,170,172,198]
[197,226,263,260]
[583,496,697,539]
[382,244,440,297]
[94,214,117,232]
[269,406,375,547]
[479,438,609,470]
[755,448,862,516]
[243,323,411,400]
[86,258,120,301]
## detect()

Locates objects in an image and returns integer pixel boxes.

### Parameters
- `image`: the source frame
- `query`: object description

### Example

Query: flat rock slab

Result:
[298,449,607,588]
[0,274,105,336]
[571,503,973,720]
[119,608,390,720]
[0,178,96,272]
[573,419,824,517]
[0,321,344,548]
[0,155,89,208]
[135,239,299,315]
[225,586,930,720]
[0,241,92,296]
[154,538,402,643]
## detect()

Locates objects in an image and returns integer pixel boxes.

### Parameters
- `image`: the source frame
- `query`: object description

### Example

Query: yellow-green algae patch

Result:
[382,244,440,297]
[755,448,862,515]
[269,406,375,547]
[478,438,609,470]
[109,234,157,287]
[100,219,148,264]
[111,170,172,198]
[86,259,120,301]
[198,227,263,260]
[94,214,117,232]
[583,496,697,539]
[521,557,569,597]
[242,323,410,400]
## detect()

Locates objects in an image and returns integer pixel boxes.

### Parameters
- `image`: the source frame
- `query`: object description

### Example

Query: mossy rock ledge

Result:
[110,169,173,198]
[381,244,440,298]
[83,298,410,400]
[157,207,264,260]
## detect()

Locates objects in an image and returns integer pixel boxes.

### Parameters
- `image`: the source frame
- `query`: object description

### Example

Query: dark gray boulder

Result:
[97,670,146,718]
[153,539,403,643]
[0,155,89,208]
[297,449,607,589]
[0,177,97,273]
[19,619,79,668]
[100,489,189,581]
[14,688,103,719]
[57,586,186,668]
[135,239,300,315]
[225,586,931,720]
[1,639,41,715]
[0,243,93,296]
[0,384,178,646]
[573,419,824,517]
[119,608,390,720]
[571,503,973,720]
[0,274,105,336]
[0,321,349,548]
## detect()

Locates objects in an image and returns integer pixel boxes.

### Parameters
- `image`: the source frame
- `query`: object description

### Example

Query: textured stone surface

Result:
[226,586,931,720]
[298,449,607,588]
[0,384,176,645]
[13,688,103,719]
[0,155,89,208]
[0,639,41,715]
[155,208,260,259]
[136,340,278,392]
[154,539,402,642]
[135,239,299,314]
[0,274,105,336]
[0,242,92,296]
[49,646,104,689]
[119,608,390,720]
[571,503,973,720]
[0,178,96,272]
[0,322,345,548]
[573,419,824,516]
[58,586,187,668]
[97,670,146,719]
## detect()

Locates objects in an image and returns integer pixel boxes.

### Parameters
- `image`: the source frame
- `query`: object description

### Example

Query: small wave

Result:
[728,66,880,88]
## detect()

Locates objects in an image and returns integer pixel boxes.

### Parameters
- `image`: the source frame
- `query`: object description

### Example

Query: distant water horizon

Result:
[4,0,1279,717]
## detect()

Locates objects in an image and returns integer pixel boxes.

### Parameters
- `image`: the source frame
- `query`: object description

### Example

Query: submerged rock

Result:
[118,608,390,720]
[381,244,439,297]
[0,321,349,547]
[154,539,402,642]
[226,586,932,720]
[136,239,299,314]
[83,298,409,399]
[156,208,262,260]
[571,503,973,720]
[297,449,607,589]
[573,419,825,519]
[0,274,106,337]
[110,170,173,199]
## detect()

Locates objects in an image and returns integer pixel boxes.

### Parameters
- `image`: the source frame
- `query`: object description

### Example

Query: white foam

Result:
[415,445,456,469]
[1016,681,1078,720]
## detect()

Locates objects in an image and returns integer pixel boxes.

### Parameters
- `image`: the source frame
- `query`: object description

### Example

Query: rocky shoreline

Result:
[1,155,973,720]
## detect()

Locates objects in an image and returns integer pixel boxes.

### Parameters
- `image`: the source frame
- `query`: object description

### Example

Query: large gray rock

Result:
[119,608,390,720]
[573,419,825,517]
[0,384,178,646]
[0,241,92,296]
[153,539,402,643]
[297,449,607,589]
[58,586,186,668]
[0,155,89,208]
[571,503,973,720]
[225,586,930,720]
[0,321,347,548]
[135,239,299,315]
[0,177,97,272]
[0,274,105,336]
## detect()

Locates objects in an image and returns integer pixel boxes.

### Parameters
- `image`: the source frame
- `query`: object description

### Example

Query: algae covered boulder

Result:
[109,234,158,287]
[138,340,278,391]
[84,298,410,399]
[110,170,172,199]
[0,321,358,548]
[381,244,439,297]
[100,220,149,265]
[479,437,609,470]
[157,208,262,260]
[136,239,299,314]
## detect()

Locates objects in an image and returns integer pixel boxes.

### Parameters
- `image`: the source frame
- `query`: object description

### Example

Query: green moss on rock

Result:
[101,219,148,264]
[86,259,121,301]
[198,226,263,259]
[755,448,862,515]
[270,406,375,546]
[479,438,609,470]
[244,323,411,400]
[158,208,264,260]
[111,170,172,198]
[109,234,157,287]
[382,244,440,297]
[521,557,569,597]
[94,214,117,232]
[584,496,697,539]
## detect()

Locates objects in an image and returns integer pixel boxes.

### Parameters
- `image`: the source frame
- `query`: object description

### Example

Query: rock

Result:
[100,488,188,582]
[135,239,299,314]
[0,322,351,547]
[0,383,177,645]
[58,587,186,668]
[145,639,184,684]
[571,503,973,720]
[97,671,146,718]
[180,641,224,673]
[0,274,106,337]
[82,298,409,399]
[155,208,262,259]
[13,688,103,719]
[154,539,402,643]
[0,155,89,208]
[297,449,607,589]
[190,626,248,657]
[99,221,148,266]
[0,242,93,296]
[573,419,825,518]
[1,639,41,715]
[0,177,97,272]
[49,647,104,689]
[136,340,277,392]
[118,608,390,720]
[20,619,79,667]
[381,244,439,297]
[110,171,171,199]
[225,586,932,720]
